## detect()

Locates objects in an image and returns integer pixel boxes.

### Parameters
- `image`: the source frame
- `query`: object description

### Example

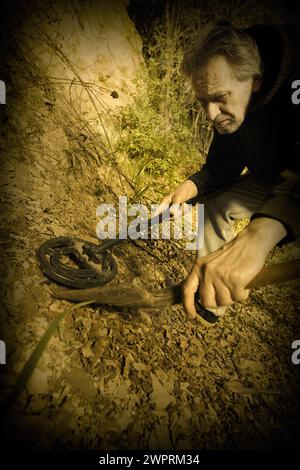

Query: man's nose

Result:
[205,102,220,121]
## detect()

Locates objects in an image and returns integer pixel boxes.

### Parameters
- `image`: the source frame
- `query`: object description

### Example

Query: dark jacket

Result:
[188,23,300,242]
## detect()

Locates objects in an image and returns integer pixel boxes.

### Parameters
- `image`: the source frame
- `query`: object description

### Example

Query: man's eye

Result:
[217,96,228,103]
[196,95,227,106]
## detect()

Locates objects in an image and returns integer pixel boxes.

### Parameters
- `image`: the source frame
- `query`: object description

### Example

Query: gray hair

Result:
[182,23,263,82]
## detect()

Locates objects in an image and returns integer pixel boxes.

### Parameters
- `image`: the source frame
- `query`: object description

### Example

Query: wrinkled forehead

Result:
[191,55,237,94]
[192,72,226,96]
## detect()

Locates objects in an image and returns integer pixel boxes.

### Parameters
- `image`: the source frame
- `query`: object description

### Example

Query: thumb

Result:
[182,273,199,320]
[169,193,186,218]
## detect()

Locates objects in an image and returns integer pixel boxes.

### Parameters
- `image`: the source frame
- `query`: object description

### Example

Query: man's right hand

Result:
[154,180,198,218]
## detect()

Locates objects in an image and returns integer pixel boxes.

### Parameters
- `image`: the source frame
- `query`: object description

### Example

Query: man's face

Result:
[192,55,260,134]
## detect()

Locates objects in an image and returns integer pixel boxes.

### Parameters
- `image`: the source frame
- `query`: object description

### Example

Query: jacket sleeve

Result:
[251,170,300,245]
[187,132,246,197]
[251,82,300,245]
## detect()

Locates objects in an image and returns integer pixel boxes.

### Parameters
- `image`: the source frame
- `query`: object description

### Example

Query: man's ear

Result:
[252,75,262,92]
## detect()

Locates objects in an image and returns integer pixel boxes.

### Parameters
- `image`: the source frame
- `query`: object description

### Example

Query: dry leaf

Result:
[150,373,176,410]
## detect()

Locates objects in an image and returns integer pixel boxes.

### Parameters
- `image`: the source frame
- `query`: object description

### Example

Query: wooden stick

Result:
[51,258,300,308]
[248,259,300,288]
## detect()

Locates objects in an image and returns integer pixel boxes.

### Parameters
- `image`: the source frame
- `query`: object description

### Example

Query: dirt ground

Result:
[1,24,300,452]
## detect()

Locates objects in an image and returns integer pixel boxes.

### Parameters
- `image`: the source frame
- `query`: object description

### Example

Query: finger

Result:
[152,202,169,217]
[231,286,250,302]
[173,193,183,204]
[170,192,186,216]
[199,281,217,309]
[213,279,234,307]
[182,274,199,320]
[169,202,182,219]
[152,196,172,217]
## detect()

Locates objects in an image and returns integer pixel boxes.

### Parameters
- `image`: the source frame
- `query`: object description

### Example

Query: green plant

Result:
[116,13,210,203]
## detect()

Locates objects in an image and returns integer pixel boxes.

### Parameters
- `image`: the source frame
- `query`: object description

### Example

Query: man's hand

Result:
[182,217,288,319]
[154,179,198,218]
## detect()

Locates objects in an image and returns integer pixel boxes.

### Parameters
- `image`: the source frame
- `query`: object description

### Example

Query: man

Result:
[156,22,300,325]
